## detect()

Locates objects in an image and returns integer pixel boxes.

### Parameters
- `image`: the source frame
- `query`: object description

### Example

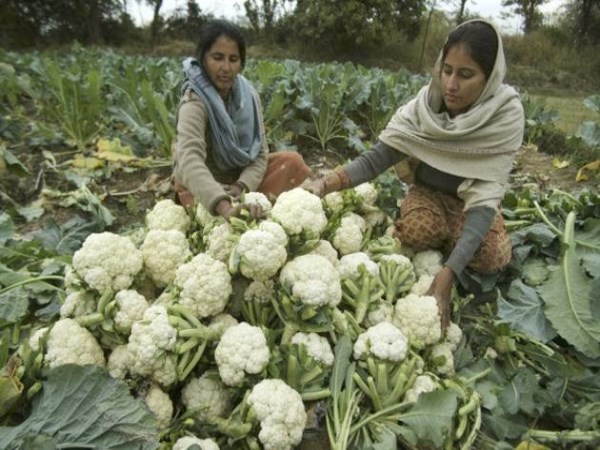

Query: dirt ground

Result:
[1,144,597,235]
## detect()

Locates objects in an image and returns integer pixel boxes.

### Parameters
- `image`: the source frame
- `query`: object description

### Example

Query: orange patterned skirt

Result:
[393,185,512,273]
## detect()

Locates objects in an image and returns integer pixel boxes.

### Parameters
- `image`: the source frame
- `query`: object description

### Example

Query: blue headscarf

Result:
[182,57,263,171]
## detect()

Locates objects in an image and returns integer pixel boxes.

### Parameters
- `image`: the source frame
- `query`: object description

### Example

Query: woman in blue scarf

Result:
[172,20,310,219]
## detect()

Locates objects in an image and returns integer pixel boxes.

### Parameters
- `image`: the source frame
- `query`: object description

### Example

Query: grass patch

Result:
[531,94,600,135]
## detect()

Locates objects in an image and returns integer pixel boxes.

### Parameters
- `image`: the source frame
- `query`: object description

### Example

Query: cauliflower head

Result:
[146,199,190,233]
[353,322,408,362]
[337,252,379,280]
[412,249,444,277]
[145,384,173,428]
[258,220,288,247]
[410,274,435,296]
[247,379,307,450]
[173,437,220,450]
[127,305,178,385]
[174,253,232,319]
[323,191,345,214]
[45,318,105,368]
[141,229,192,286]
[393,293,442,349]
[270,187,327,236]
[214,322,270,386]
[60,290,96,318]
[72,232,143,293]
[242,191,273,213]
[236,229,287,281]
[306,239,338,266]
[430,342,455,375]
[404,374,437,403]
[291,332,334,366]
[279,254,342,307]
[107,344,131,379]
[354,182,378,206]
[113,289,149,333]
[205,222,237,263]
[332,213,367,255]
[181,372,232,420]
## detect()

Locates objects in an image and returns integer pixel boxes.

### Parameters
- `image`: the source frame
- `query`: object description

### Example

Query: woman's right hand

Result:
[303,179,327,198]
[215,199,241,221]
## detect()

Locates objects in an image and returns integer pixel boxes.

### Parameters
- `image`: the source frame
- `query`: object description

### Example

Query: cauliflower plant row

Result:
[29,185,469,450]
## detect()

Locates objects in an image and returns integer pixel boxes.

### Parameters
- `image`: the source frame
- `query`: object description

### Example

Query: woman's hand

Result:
[427,266,455,329]
[215,199,241,221]
[303,178,327,198]
[224,183,244,202]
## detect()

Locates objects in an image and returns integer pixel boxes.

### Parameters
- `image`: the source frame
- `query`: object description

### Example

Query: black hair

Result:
[442,21,498,80]
[195,19,246,68]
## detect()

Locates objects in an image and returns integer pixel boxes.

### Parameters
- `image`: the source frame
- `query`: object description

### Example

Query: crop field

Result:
[1,48,599,450]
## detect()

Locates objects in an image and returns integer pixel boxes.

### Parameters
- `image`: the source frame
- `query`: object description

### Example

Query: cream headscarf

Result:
[379,19,524,189]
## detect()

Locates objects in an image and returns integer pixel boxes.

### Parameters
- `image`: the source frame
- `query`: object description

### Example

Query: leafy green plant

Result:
[520,92,559,145]
[41,60,105,150]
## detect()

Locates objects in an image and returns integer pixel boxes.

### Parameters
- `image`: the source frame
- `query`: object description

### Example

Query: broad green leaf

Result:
[0,212,15,246]
[497,280,557,343]
[34,216,100,255]
[0,365,159,449]
[398,390,457,448]
[498,367,541,416]
[1,147,30,176]
[576,122,600,148]
[329,334,353,395]
[538,212,600,358]
[0,288,29,323]
[521,257,549,286]
[483,412,528,440]
[577,218,600,252]
[510,223,557,248]
[17,199,45,222]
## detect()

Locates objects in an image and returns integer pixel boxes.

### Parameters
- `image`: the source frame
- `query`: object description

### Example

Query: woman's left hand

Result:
[224,183,244,202]
[427,266,455,329]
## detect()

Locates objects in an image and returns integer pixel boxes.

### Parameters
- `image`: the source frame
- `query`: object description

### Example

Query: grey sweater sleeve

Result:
[445,206,496,275]
[344,140,404,186]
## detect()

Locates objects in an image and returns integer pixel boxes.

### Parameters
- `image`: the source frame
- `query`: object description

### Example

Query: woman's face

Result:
[203,34,242,99]
[440,44,487,117]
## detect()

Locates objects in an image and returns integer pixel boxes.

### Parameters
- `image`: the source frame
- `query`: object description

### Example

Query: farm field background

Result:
[1,31,600,450]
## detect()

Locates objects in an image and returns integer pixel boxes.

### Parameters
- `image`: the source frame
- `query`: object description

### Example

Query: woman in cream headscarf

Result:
[306,19,525,328]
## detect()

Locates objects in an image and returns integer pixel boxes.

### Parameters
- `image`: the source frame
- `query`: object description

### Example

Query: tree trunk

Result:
[151,0,163,44]
[88,0,101,44]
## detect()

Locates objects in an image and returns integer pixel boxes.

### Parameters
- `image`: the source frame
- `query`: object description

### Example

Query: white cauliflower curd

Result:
[291,332,334,366]
[145,198,190,233]
[279,254,342,307]
[141,229,191,286]
[412,249,444,277]
[393,293,442,349]
[72,232,143,293]
[247,379,307,450]
[43,318,105,368]
[173,436,220,450]
[353,322,408,362]
[236,229,287,281]
[181,372,232,420]
[404,374,438,403]
[214,322,270,386]
[332,212,367,255]
[174,253,232,319]
[270,187,327,236]
[145,384,173,428]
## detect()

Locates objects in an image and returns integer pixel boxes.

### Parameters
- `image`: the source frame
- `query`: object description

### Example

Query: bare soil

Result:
[1,144,597,235]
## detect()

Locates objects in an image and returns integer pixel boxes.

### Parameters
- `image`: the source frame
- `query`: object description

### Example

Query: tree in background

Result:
[501,0,548,33]
[453,0,471,23]
[570,0,600,45]
[164,1,212,42]
[288,0,426,53]
[0,0,128,47]
[244,0,283,36]
[140,0,163,43]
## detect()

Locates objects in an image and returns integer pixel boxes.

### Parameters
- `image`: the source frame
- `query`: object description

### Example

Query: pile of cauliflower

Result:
[32,185,469,449]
